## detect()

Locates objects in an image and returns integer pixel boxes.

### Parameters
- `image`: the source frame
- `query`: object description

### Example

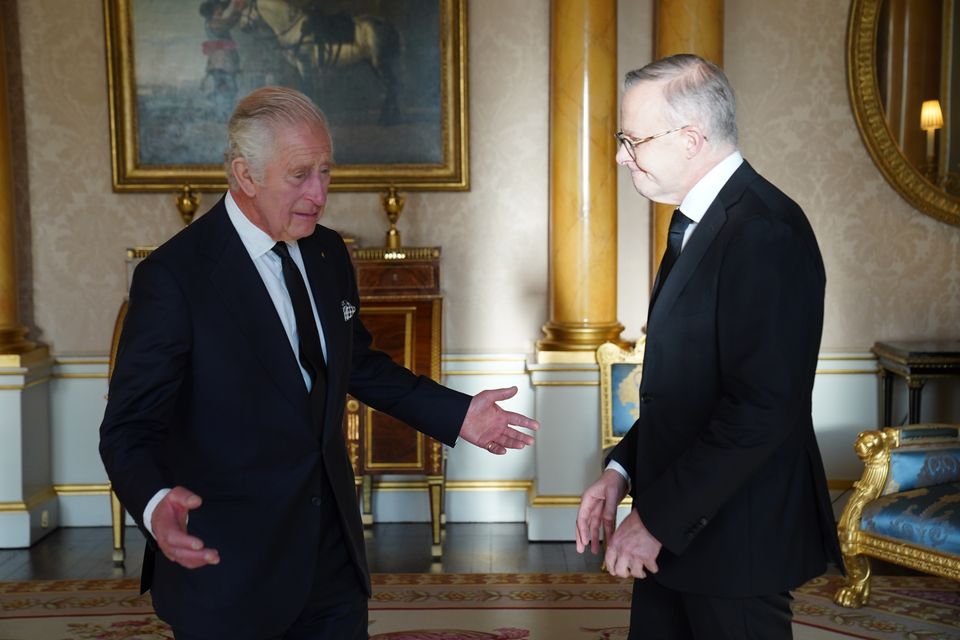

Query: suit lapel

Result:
[647,161,758,328]
[648,201,726,328]
[298,231,345,441]
[203,203,308,413]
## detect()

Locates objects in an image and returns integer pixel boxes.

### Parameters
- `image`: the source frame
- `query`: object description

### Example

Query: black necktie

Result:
[272,243,328,419]
[652,209,692,305]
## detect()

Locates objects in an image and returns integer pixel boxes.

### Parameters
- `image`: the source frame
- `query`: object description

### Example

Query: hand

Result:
[151,486,220,569]
[458,386,540,455]
[604,510,662,579]
[575,469,628,555]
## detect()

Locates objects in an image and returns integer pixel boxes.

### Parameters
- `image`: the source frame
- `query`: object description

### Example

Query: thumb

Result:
[483,386,518,402]
[167,486,203,511]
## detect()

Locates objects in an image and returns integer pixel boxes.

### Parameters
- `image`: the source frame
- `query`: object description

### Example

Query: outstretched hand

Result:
[151,486,220,569]
[458,386,540,455]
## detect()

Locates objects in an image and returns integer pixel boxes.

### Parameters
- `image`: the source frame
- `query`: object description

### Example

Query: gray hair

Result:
[624,54,738,147]
[224,86,331,189]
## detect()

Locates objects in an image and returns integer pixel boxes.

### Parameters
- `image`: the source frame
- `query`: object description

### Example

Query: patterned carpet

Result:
[0,573,956,639]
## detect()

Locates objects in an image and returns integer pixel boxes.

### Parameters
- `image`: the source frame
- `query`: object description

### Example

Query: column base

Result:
[537,321,627,363]
[0,344,57,548]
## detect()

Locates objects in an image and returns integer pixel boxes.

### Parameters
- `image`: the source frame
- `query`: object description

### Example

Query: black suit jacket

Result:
[100,199,471,636]
[609,161,842,597]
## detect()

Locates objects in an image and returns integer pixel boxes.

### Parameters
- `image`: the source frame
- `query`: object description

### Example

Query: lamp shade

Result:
[920,100,944,130]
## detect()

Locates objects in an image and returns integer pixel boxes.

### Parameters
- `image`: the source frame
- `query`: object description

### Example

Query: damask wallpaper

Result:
[7,0,959,356]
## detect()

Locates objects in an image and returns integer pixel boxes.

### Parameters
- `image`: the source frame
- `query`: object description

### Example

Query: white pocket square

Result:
[342,300,357,321]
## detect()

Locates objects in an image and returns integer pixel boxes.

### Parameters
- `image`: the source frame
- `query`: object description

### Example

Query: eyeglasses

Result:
[615,126,701,162]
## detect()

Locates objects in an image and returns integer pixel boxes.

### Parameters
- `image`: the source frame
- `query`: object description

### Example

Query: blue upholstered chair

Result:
[834,424,960,608]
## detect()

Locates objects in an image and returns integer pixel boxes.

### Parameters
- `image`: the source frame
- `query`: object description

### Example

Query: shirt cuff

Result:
[605,460,631,487]
[143,488,172,540]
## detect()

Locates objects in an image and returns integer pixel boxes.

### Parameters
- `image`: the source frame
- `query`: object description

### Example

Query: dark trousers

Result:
[628,577,793,640]
[175,480,368,640]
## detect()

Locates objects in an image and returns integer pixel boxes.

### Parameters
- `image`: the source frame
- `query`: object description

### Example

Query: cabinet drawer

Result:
[355,262,439,295]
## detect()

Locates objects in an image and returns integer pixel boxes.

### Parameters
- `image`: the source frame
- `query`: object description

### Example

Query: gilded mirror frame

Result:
[848,0,960,226]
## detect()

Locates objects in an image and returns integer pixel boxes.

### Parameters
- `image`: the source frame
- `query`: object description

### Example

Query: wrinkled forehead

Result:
[268,120,334,160]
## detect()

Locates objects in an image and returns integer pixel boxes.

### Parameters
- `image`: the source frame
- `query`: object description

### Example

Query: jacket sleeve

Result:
[99,258,191,531]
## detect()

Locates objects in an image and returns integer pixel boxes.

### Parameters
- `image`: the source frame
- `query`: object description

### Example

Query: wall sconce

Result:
[920,99,944,167]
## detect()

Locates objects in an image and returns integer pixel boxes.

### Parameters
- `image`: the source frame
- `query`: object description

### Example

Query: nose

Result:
[303,172,330,206]
[615,143,632,166]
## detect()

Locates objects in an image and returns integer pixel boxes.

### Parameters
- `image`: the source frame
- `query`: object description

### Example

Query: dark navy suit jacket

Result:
[609,161,843,596]
[100,199,471,636]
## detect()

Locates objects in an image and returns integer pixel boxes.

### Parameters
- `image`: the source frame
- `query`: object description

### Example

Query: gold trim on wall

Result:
[54,484,112,496]
[372,480,533,492]
[847,0,960,225]
[0,486,57,513]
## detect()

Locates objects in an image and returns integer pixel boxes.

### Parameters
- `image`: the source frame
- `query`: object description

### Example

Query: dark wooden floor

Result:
[0,523,603,581]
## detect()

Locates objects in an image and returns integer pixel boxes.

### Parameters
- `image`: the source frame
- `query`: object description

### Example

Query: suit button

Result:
[640,393,651,404]
[311,496,322,507]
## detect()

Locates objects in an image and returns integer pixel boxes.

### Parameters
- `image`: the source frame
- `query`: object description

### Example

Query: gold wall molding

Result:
[0,486,56,513]
[0,375,51,391]
[54,483,111,496]
[372,480,533,493]
[531,380,598,387]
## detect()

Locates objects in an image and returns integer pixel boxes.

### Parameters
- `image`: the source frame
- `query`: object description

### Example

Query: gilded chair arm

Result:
[837,429,894,548]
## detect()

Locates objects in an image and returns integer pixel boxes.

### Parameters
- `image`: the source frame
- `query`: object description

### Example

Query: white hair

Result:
[624,54,738,147]
[224,86,331,189]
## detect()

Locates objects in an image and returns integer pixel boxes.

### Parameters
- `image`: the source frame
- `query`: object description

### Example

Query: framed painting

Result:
[597,340,645,451]
[104,0,468,192]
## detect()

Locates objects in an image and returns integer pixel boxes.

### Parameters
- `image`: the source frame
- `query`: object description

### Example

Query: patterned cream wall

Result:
[12,0,549,355]
[10,0,960,356]
[726,0,960,348]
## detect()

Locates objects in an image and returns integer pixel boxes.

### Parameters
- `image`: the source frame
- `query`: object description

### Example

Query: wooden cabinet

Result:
[344,246,446,557]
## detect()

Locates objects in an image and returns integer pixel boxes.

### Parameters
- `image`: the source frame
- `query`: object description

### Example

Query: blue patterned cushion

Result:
[885,447,960,493]
[861,482,960,554]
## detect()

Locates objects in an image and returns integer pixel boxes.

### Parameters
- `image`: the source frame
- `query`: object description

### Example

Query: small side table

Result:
[872,340,960,426]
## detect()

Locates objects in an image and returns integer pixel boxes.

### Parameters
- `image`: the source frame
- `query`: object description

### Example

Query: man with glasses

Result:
[576,54,841,639]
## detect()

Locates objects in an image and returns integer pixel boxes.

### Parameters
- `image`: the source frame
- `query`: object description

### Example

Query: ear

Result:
[683,126,707,158]
[232,157,258,198]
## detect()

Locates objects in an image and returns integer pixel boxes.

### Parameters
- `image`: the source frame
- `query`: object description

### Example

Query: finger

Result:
[500,411,540,432]
[575,521,587,554]
[166,487,203,510]
[631,564,647,579]
[500,430,534,448]
[166,546,221,569]
[575,501,601,554]
[159,529,208,553]
[483,440,506,455]
[604,546,618,577]
[645,556,659,575]
[613,554,632,579]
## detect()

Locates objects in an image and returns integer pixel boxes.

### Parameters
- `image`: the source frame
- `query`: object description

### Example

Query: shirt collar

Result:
[224,190,278,260]
[678,151,744,224]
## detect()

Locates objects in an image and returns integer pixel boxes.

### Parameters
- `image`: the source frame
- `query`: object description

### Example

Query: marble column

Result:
[537,0,624,363]
[650,0,724,278]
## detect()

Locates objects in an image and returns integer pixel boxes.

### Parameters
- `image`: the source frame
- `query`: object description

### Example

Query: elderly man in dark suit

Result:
[575,54,841,639]
[100,86,538,640]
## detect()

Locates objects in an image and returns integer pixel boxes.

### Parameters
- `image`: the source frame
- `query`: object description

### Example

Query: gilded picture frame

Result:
[104,0,468,193]
[597,340,645,451]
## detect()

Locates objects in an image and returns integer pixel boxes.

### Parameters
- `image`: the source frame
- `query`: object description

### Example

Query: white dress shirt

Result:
[143,192,328,537]
[606,151,744,486]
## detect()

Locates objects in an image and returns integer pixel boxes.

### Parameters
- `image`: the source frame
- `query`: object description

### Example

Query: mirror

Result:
[848,0,960,226]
